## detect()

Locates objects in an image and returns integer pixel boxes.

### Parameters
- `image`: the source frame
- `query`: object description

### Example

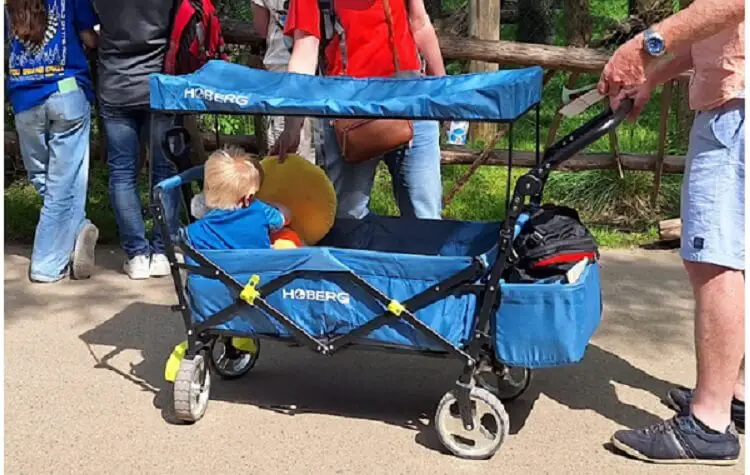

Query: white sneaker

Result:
[150,253,171,277]
[71,221,99,280]
[123,255,151,280]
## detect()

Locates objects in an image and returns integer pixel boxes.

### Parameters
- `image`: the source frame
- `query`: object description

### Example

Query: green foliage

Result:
[3,0,685,249]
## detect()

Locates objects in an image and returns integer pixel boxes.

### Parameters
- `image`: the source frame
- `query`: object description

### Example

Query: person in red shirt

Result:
[272,0,446,220]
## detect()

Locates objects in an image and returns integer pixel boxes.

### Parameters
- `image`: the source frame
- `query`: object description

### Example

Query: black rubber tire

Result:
[475,365,532,402]
[208,336,260,380]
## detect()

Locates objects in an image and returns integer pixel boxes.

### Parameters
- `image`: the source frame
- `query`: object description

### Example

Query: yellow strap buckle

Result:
[240,274,261,305]
[387,300,406,317]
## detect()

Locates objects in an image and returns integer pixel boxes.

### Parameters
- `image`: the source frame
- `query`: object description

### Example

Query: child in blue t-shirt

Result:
[187,148,291,250]
[6,0,100,283]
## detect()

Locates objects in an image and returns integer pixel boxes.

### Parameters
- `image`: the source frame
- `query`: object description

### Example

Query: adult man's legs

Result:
[102,107,153,279]
[684,100,745,433]
[612,101,744,465]
[685,262,744,431]
[147,112,181,275]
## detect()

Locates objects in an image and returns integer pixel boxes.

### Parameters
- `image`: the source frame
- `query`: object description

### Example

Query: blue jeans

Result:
[318,120,443,219]
[14,90,92,281]
[681,99,745,270]
[100,107,181,259]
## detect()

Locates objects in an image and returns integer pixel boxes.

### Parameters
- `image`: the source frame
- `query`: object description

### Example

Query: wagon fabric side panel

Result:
[185,247,479,351]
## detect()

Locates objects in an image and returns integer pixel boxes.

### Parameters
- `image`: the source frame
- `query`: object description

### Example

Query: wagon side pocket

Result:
[494,262,602,368]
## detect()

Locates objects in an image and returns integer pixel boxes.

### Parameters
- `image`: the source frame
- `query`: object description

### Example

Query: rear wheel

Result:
[208,336,260,380]
[475,362,532,402]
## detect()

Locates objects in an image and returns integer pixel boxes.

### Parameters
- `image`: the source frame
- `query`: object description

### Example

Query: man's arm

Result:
[622,50,693,120]
[599,0,743,98]
[654,0,744,54]
[645,49,694,88]
[408,0,445,76]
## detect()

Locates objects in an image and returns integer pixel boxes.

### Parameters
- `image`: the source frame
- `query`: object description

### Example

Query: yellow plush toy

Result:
[256,153,337,246]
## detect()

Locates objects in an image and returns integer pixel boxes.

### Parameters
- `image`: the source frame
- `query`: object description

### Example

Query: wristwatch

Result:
[642,28,667,57]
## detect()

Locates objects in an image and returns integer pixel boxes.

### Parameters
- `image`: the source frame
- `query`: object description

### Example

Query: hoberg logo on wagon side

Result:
[281,288,351,305]
[183,87,250,107]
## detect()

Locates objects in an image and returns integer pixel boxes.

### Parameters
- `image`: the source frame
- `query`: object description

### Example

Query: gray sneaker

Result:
[71,221,99,280]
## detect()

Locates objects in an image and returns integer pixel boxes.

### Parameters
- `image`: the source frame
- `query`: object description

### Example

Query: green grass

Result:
[4,0,683,249]
[5,159,666,248]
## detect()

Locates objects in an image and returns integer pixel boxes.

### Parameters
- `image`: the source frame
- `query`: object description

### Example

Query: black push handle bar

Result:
[542,98,634,171]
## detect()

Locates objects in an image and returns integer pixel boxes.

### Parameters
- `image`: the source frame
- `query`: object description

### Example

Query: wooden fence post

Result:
[651,80,674,207]
[468,0,501,144]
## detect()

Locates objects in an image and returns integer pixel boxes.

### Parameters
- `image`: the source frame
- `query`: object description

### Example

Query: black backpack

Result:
[504,204,599,283]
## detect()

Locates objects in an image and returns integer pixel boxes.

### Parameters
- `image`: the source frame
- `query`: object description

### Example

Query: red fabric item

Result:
[284,0,421,78]
[530,251,597,268]
[271,227,304,247]
[164,0,226,75]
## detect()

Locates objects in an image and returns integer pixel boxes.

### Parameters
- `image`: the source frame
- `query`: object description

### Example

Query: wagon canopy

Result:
[148,60,543,122]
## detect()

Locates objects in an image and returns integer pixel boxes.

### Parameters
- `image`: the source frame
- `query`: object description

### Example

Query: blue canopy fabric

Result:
[149,60,543,122]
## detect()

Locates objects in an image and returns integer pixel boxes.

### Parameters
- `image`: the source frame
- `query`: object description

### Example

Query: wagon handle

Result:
[541,98,634,172]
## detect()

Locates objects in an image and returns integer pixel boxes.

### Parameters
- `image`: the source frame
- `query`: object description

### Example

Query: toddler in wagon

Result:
[186,147,291,250]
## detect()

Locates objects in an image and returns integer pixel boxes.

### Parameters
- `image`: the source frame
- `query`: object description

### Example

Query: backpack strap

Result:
[317,0,344,75]
[317,0,408,76]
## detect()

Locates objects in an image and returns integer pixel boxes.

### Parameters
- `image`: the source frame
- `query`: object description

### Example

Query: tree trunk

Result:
[516,0,555,45]
[563,0,591,47]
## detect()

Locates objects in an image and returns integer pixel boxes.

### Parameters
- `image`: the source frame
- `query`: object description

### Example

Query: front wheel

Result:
[173,353,211,423]
[434,386,509,460]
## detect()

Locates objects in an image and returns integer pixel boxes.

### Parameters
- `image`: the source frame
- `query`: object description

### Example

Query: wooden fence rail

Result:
[5,19,688,186]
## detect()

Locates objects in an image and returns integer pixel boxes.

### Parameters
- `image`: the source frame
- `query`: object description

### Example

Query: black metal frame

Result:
[149,98,633,432]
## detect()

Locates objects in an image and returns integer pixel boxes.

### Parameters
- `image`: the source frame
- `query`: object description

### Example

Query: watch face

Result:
[646,36,665,56]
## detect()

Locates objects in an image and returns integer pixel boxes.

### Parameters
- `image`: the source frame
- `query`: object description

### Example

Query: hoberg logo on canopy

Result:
[281,288,351,305]
[183,87,250,106]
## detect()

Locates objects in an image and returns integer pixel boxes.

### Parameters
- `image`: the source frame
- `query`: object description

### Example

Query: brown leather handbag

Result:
[332,0,414,164]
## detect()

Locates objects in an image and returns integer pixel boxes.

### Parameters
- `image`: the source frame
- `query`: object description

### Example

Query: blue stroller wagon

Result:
[148,61,632,460]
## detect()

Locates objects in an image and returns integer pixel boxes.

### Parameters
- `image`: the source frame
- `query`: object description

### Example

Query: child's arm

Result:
[261,201,292,233]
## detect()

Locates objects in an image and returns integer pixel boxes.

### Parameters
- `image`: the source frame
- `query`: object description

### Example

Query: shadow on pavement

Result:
[79,300,679,455]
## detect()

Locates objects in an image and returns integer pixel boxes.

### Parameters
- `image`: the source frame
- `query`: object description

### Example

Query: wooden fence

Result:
[5,18,688,204]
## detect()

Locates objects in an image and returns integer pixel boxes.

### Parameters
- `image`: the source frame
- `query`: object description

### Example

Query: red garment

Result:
[283,0,421,78]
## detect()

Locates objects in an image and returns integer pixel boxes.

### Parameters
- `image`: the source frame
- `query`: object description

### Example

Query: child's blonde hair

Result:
[203,147,264,210]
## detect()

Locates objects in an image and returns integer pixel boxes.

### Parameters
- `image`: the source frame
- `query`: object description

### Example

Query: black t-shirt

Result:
[92,0,176,108]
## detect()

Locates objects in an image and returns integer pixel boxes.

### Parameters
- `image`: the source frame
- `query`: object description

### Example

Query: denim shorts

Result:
[681,99,745,270]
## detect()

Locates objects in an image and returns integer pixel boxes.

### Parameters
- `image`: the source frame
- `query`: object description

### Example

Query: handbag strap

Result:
[382,0,401,73]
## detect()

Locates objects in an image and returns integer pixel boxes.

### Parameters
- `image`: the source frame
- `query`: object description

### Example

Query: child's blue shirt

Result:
[186,199,286,250]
